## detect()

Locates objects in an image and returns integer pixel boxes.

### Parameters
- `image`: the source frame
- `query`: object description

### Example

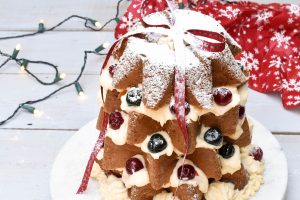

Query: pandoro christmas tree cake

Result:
[79,2,265,200]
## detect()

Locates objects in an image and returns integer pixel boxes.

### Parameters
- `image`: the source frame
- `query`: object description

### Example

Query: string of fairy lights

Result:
[0,0,126,126]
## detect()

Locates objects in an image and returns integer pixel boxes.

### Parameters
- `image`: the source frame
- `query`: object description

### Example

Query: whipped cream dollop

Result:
[140,131,174,159]
[196,125,223,149]
[121,155,150,188]
[220,145,242,175]
[153,192,179,200]
[205,144,264,200]
[169,159,209,193]
[106,111,129,145]
[91,163,129,200]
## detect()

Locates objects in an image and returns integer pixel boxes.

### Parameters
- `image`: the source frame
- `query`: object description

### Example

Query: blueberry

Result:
[147,133,167,153]
[204,128,223,146]
[126,87,142,106]
[219,144,235,159]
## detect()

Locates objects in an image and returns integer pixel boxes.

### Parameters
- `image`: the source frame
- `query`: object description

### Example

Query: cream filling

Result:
[121,155,150,188]
[140,131,174,159]
[238,84,248,106]
[169,159,209,193]
[196,125,223,149]
[105,112,129,145]
[205,145,265,200]
[228,116,246,140]
[119,85,246,126]
[99,60,115,101]
[220,145,242,175]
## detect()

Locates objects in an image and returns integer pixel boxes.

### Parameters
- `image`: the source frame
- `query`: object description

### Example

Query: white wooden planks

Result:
[0,0,298,31]
[275,135,300,200]
[0,129,72,200]
[0,0,131,31]
[0,74,100,130]
[0,31,115,74]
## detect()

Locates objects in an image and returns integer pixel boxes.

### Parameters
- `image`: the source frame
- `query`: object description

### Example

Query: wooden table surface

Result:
[0,0,299,199]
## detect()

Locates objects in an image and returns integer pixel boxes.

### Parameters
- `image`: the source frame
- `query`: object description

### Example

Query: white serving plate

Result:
[50,117,288,200]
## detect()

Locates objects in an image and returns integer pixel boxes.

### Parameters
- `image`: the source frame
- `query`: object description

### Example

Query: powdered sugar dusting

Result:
[143,60,175,108]
[185,49,213,108]
[110,9,245,109]
[112,41,142,88]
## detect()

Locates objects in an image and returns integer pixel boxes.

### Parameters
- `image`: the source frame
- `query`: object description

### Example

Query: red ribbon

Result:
[76,112,108,194]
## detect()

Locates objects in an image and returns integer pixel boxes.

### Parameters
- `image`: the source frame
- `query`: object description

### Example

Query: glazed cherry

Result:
[177,164,196,181]
[126,157,144,175]
[213,88,233,106]
[170,101,190,115]
[219,144,235,159]
[108,64,116,76]
[239,106,246,119]
[109,111,124,130]
[126,87,142,106]
[249,146,263,161]
[204,128,223,146]
[147,133,168,153]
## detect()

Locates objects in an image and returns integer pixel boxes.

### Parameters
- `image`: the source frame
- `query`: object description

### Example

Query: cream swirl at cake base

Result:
[91,144,264,200]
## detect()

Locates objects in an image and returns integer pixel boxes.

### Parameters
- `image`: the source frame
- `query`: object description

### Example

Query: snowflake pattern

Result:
[219,6,240,19]
[240,52,259,71]
[120,12,139,30]
[286,4,300,17]
[254,10,273,25]
[282,79,300,92]
[269,57,283,69]
[271,30,291,49]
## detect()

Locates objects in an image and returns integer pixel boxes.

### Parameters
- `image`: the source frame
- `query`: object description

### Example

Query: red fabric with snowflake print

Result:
[115,0,300,109]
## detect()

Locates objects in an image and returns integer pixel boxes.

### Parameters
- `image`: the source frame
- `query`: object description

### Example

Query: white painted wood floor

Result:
[0,0,299,199]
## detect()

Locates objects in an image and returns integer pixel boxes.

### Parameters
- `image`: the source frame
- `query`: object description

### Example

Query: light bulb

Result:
[59,73,66,79]
[95,21,102,28]
[103,42,110,49]
[33,109,43,117]
[16,44,21,51]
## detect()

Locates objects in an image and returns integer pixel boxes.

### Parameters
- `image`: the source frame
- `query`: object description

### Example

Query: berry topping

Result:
[239,106,246,119]
[213,88,233,106]
[170,101,190,115]
[219,144,235,159]
[108,64,116,76]
[249,146,263,161]
[126,87,142,106]
[177,164,196,181]
[109,111,124,130]
[204,128,223,146]
[147,133,168,153]
[126,157,144,175]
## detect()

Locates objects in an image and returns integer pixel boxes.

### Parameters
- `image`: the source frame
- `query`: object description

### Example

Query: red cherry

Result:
[249,146,263,161]
[109,111,124,130]
[108,64,116,76]
[170,101,190,115]
[126,157,144,175]
[213,88,233,106]
[239,106,245,119]
[177,164,196,181]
